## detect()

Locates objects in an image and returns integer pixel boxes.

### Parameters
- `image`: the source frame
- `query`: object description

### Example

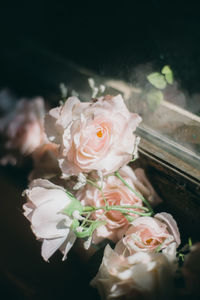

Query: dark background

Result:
[0,1,200,299]
[0,0,200,99]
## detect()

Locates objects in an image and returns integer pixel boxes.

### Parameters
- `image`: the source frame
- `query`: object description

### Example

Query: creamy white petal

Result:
[41,236,67,261]
[60,231,77,261]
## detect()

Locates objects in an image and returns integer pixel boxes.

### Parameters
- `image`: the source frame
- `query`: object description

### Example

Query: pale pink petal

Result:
[45,94,142,177]
[60,231,77,261]
[155,212,181,246]
[42,236,68,261]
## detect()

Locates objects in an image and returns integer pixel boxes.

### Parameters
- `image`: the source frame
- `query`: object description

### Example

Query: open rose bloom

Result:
[18,91,185,299]
[45,94,142,177]
[115,212,180,256]
[77,165,160,244]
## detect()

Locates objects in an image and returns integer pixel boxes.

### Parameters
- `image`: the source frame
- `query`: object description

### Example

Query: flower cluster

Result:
[1,88,196,299]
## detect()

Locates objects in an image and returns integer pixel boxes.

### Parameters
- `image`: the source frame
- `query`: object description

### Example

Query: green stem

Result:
[108,207,152,216]
[113,205,149,211]
[86,179,100,190]
[82,205,152,216]
[114,171,153,213]
[109,207,151,216]
[81,212,93,226]
[87,179,108,206]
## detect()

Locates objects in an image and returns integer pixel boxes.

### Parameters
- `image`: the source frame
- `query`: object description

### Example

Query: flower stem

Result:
[86,179,100,190]
[114,171,154,213]
[113,205,149,211]
[81,212,93,226]
[86,178,108,206]
[82,205,152,216]
[107,207,152,216]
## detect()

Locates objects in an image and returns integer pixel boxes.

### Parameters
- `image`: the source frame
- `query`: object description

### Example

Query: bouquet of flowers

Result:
[0,84,199,300]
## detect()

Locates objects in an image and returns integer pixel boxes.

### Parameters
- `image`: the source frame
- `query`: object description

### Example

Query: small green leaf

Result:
[161,65,173,84]
[62,191,83,216]
[146,90,163,111]
[188,237,192,247]
[178,253,185,262]
[147,72,167,89]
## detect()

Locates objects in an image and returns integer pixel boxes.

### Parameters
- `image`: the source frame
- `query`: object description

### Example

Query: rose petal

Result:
[41,236,68,262]
[155,212,181,246]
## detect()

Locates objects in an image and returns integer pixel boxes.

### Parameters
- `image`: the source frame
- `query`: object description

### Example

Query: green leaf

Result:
[147,72,167,89]
[161,65,173,84]
[178,253,185,262]
[62,191,83,216]
[146,90,163,111]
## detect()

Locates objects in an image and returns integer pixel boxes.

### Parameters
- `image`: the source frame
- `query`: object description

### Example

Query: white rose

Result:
[91,244,176,300]
[23,179,76,261]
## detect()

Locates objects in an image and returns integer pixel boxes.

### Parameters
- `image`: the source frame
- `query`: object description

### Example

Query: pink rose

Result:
[91,244,176,300]
[45,95,141,177]
[115,213,180,255]
[0,97,45,165]
[76,166,144,244]
[119,166,162,207]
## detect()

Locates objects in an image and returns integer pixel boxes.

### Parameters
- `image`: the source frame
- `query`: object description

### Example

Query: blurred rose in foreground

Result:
[91,243,176,300]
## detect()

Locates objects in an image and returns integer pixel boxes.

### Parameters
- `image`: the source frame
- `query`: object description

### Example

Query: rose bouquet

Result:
[0,84,199,299]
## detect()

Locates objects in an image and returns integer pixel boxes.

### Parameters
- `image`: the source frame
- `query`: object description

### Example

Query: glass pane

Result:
[105,75,200,170]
